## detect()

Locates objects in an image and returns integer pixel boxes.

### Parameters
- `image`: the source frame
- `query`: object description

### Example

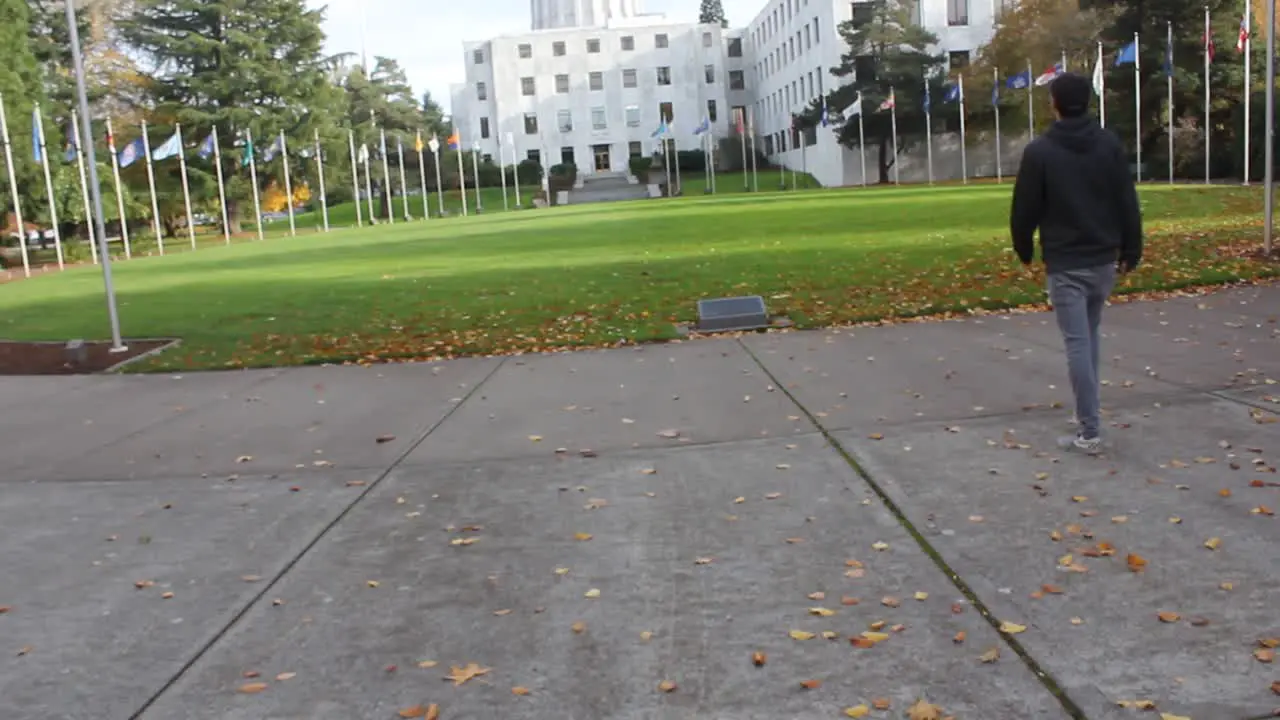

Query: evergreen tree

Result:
[0,0,50,231]
[123,0,343,232]
[343,59,422,219]
[699,0,728,28]
[820,0,946,183]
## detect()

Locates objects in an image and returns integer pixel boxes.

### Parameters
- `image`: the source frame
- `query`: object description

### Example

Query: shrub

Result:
[628,156,652,179]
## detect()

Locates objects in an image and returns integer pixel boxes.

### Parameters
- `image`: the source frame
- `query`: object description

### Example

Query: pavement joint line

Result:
[737,337,1092,720]
[1205,388,1280,415]
[124,356,509,720]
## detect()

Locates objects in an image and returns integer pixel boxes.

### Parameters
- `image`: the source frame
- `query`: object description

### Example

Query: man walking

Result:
[1010,72,1143,453]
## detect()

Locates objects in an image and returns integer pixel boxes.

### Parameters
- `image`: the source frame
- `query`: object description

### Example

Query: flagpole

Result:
[1264,0,1275,253]
[662,135,671,194]
[456,130,468,216]
[0,94,30,277]
[397,137,409,219]
[1098,41,1107,128]
[701,133,709,191]
[363,143,375,224]
[498,132,509,210]
[1135,33,1142,183]
[890,87,900,185]
[800,130,806,189]
[380,129,394,224]
[1168,21,1175,185]
[710,131,717,193]
[748,108,759,192]
[471,141,482,211]
[416,132,429,220]
[959,75,968,184]
[431,138,444,216]
[280,132,296,236]
[993,70,1003,183]
[107,118,131,258]
[71,109,97,264]
[1204,5,1211,184]
[925,83,934,185]
[1027,59,1034,136]
[739,110,748,190]
[212,131,230,244]
[34,104,64,269]
[246,128,264,241]
[141,120,164,255]
[856,95,866,187]
[674,133,683,194]
[175,123,196,249]
[347,130,362,227]
[1244,0,1252,185]
[315,129,329,232]
[509,133,521,207]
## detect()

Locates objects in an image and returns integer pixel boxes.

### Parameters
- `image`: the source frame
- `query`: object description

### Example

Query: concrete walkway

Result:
[1,285,1277,720]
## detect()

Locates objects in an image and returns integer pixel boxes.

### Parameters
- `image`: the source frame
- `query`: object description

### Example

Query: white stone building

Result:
[451,0,1007,186]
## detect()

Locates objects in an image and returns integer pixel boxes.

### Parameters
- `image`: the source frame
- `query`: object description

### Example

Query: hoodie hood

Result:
[1045,116,1105,154]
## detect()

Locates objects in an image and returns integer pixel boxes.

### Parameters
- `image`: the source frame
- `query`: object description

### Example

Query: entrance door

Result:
[593,144,611,172]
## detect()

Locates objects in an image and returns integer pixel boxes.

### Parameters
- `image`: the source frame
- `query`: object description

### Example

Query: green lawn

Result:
[0,183,1273,372]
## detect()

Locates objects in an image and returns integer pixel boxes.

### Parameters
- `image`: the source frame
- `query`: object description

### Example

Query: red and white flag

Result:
[878,91,895,111]
[1237,16,1249,52]
[1204,27,1216,61]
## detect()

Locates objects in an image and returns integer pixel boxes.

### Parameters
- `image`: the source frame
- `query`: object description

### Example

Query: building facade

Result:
[451,0,1003,186]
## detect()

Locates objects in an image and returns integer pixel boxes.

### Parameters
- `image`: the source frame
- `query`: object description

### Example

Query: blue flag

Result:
[943,83,961,103]
[118,137,145,168]
[1115,41,1137,66]
[991,84,1000,106]
[650,120,669,138]
[820,95,830,127]
[151,131,183,161]
[64,124,78,163]
[197,132,216,160]
[31,109,43,164]
[923,83,931,113]
[692,116,710,135]
[1163,37,1174,77]
[1006,71,1031,89]
[260,134,284,163]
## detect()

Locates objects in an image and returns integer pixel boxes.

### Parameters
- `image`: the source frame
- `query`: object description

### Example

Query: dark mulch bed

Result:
[0,340,174,375]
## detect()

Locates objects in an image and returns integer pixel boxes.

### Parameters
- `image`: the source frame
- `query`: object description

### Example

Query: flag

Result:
[842,93,863,119]
[734,109,745,134]
[357,144,369,163]
[1114,41,1138,66]
[878,91,895,111]
[1092,54,1104,94]
[118,137,145,168]
[447,130,460,150]
[692,116,711,135]
[414,132,424,153]
[991,82,1000,106]
[1237,16,1249,52]
[1006,71,1031,89]
[1164,34,1174,77]
[650,120,668,138]
[240,135,254,167]
[105,125,116,152]
[821,95,830,127]
[923,83,932,113]
[64,124,77,163]
[943,82,961,103]
[32,110,43,164]
[197,132,216,159]
[151,131,183,161]
[1034,62,1063,86]
[260,134,284,163]
[1204,26,1216,61]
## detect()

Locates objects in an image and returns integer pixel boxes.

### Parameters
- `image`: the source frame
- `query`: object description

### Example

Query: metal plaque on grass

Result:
[696,296,768,333]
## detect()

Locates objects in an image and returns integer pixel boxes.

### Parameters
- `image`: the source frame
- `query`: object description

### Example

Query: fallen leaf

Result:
[236,455,253,463]
[528,435,542,442]
[845,559,864,568]
[417,660,438,669]
[17,645,33,656]
[0,606,8,614]
[639,630,653,641]
[242,671,260,679]
[999,621,1027,634]
[1169,516,1182,524]
[953,631,966,644]
[822,630,839,640]
[237,682,268,694]
[571,621,586,634]
[1116,700,1158,710]
[868,621,886,631]
[1190,616,1211,627]
[1255,648,1276,663]
[240,575,262,583]
[694,557,714,565]
[841,596,860,606]
[1252,505,1275,516]
[907,699,942,720]
[1158,611,1181,623]
[845,569,865,578]
[951,603,964,614]
[1049,530,1063,541]
[765,492,782,500]
[574,533,593,541]
[1159,714,1191,720]
[844,705,870,718]
[512,686,531,696]
[1170,459,1189,468]
[1071,495,1088,503]
[493,609,513,616]
[979,646,1001,663]
[789,630,816,641]
[656,429,680,438]
[275,672,296,681]
[1041,584,1064,594]
[1057,554,1074,567]
[1070,617,1084,625]
[449,537,476,546]
[914,591,929,601]
[376,435,396,444]
[809,607,836,617]
[444,663,491,686]
[1220,581,1234,591]
[785,537,805,544]
[860,631,890,644]
[733,496,745,504]
[1271,680,1280,695]
[873,698,891,710]
[1220,488,1233,497]
[871,541,889,551]
[799,679,822,689]
[752,651,767,666]
[869,433,884,440]
[1127,554,1148,572]
[969,515,984,522]
[881,596,901,608]
[1260,637,1280,648]
[345,480,366,487]
[775,463,791,470]
[397,706,427,719]
[1111,515,1129,523]
[807,591,826,601]
[657,679,677,693]
[850,637,875,648]
[1204,537,1222,551]
[366,580,380,588]
[584,588,601,599]
[134,580,155,589]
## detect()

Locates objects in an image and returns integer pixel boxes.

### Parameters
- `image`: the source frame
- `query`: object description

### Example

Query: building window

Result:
[851,3,875,27]
[553,41,566,56]
[587,38,601,53]
[518,43,532,58]
[621,35,635,50]
[707,99,718,122]
[472,48,484,64]
[480,117,490,139]
[816,68,823,95]
[622,68,638,88]
[654,33,669,48]
[527,149,540,164]
[524,113,539,134]
[592,106,606,129]
[476,82,487,101]
[483,153,492,164]
[729,70,745,90]
[813,17,819,42]
[949,50,971,69]
[629,141,643,157]
[947,0,969,25]
[703,31,713,47]
[625,105,641,127]
[589,71,604,91]
[705,64,716,84]
[561,146,575,165]
[854,55,876,83]
[521,77,536,95]
[728,37,743,57]
[657,66,672,85]
[558,109,573,133]
[555,74,569,93]
[659,101,674,123]
[805,24,811,49]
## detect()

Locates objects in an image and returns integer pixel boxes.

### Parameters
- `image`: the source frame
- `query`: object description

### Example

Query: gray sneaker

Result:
[1058,433,1102,455]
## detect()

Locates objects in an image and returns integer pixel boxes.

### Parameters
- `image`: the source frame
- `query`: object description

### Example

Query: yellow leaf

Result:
[493,609,513,616]
[1204,537,1222,550]
[733,496,745,504]
[868,432,884,440]
[571,621,586,633]
[979,646,1001,663]
[871,541,889,551]
[999,621,1027,634]
[914,591,929,601]
[443,662,491,686]
[1219,581,1234,591]
[907,698,942,720]
[449,537,476,546]
[807,591,826,600]
[366,580,380,588]
[1126,553,1148,572]
[397,705,430,719]
[1070,617,1084,625]
[416,660,438,668]
[574,533,593,541]
[881,596,901,608]
[639,630,653,641]
[237,682,268,694]
[1058,554,1074,566]
[808,607,835,617]
[1157,611,1181,623]
[1169,516,1182,524]
[860,631,890,644]
[275,672,296,681]
[554,567,569,575]
[512,686,531,696]
[584,588,601,599]
[821,630,839,640]
[1071,495,1088,503]
[657,679,677,693]
[844,705,870,718]
[789,630,816,641]
[1159,714,1191,720]
[1255,648,1276,663]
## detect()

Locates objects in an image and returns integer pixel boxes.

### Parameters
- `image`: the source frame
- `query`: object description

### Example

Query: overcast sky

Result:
[313,0,766,114]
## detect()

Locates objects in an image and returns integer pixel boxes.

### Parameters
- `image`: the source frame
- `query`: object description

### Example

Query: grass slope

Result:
[0,183,1272,372]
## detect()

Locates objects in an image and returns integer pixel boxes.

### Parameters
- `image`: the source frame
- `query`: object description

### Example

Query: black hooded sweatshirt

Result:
[1010,116,1143,273]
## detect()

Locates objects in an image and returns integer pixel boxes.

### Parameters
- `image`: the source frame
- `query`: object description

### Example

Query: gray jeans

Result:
[1047,263,1116,439]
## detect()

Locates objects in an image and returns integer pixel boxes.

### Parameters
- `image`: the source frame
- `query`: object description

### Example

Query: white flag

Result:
[842,93,863,119]
[1092,57,1104,95]
[357,144,369,162]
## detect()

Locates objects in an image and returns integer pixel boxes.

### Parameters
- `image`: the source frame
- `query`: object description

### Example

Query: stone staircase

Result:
[564,171,651,206]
